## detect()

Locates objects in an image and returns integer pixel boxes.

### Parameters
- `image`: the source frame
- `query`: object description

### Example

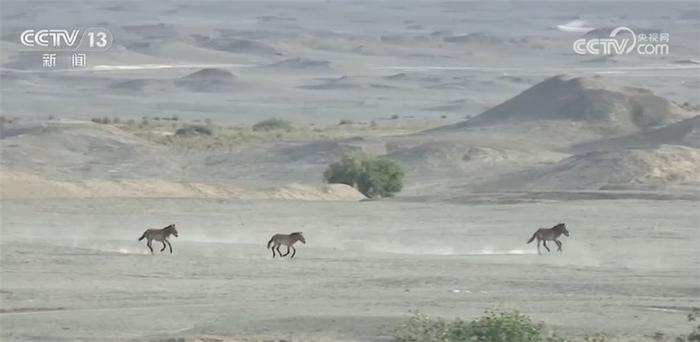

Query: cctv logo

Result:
[20,29,81,48]
[19,27,112,51]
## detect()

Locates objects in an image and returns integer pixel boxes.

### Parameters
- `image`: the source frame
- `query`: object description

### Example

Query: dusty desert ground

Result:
[1,0,700,341]
[1,198,699,341]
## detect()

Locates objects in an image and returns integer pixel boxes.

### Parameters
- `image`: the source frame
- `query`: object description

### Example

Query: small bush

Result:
[252,118,292,132]
[172,115,179,121]
[101,117,111,124]
[323,155,404,198]
[112,117,120,124]
[394,311,565,342]
[676,307,700,342]
[357,158,403,198]
[323,155,365,187]
[391,114,400,120]
[339,119,354,125]
[175,125,212,136]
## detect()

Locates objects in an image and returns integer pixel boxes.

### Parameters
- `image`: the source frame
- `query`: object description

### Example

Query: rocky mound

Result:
[385,141,567,179]
[503,145,700,190]
[174,68,239,92]
[0,120,182,180]
[573,115,700,152]
[265,58,331,70]
[441,75,691,130]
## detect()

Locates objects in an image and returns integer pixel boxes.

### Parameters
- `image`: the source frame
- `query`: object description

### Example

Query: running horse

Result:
[138,224,179,254]
[267,232,306,258]
[526,223,569,255]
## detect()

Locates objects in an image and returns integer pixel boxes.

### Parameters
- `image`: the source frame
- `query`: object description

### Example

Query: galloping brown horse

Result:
[527,223,569,255]
[267,232,306,258]
[138,224,179,254]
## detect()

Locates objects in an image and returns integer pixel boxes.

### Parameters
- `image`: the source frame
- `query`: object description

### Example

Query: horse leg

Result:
[276,246,283,257]
[282,246,291,257]
[290,246,296,259]
[166,240,173,254]
[555,240,562,252]
[543,240,551,252]
[147,240,154,254]
[160,241,167,252]
[537,239,541,255]
[271,245,277,258]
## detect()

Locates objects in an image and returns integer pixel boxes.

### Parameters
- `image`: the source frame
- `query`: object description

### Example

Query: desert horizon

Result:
[1,1,699,341]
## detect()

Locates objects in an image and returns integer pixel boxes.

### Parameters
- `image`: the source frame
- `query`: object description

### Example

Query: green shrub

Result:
[394,311,565,342]
[357,158,403,198]
[323,155,365,187]
[252,118,292,131]
[323,155,404,198]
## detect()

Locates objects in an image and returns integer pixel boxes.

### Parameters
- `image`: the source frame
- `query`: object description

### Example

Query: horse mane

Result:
[290,232,303,236]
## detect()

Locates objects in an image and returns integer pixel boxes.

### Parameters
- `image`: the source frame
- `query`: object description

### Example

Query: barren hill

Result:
[436,75,692,131]
[573,114,700,152]
[1,120,183,181]
[474,145,700,191]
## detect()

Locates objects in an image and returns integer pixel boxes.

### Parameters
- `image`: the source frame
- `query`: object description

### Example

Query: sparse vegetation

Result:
[391,114,400,120]
[394,311,565,342]
[252,118,293,131]
[175,125,213,136]
[117,118,440,150]
[676,307,700,342]
[394,309,700,342]
[91,117,112,124]
[323,155,404,198]
[339,119,354,125]
[677,101,700,112]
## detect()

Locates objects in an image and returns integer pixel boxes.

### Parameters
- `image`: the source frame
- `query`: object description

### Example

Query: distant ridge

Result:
[436,75,691,130]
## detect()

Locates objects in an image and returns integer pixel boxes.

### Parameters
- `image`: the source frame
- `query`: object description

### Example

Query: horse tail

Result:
[526,231,538,244]
[266,237,274,249]
[138,231,147,241]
